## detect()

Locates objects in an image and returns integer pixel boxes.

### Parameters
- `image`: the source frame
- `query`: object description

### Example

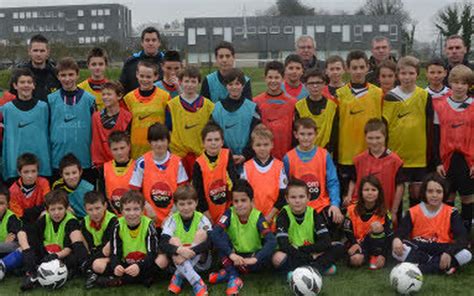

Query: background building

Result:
[183,15,402,65]
[0,4,132,45]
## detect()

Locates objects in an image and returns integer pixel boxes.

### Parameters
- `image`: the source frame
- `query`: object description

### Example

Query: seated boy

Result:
[210,180,276,295]
[103,131,135,215]
[9,153,50,224]
[253,61,297,159]
[272,179,344,276]
[425,58,452,100]
[129,123,188,228]
[281,54,308,100]
[159,184,211,295]
[123,61,171,159]
[106,190,159,286]
[283,118,343,227]
[81,191,117,289]
[19,189,88,291]
[212,68,260,167]
[52,154,95,218]
[200,41,252,102]
[77,47,109,110]
[155,50,182,99]
[166,66,215,176]
[91,81,132,168]
[193,123,238,224]
[241,125,287,223]
[295,69,338,153]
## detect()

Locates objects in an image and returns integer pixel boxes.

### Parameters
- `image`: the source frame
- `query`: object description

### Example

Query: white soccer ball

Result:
[290,266,323,296]
[37,259,68,289]
[390,262,423,295]
[0,265,5,281]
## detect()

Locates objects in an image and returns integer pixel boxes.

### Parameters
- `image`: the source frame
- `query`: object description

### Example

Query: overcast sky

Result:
[1,0,455,42]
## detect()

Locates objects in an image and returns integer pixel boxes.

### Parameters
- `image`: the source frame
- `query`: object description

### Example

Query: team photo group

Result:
[0,19,472,295]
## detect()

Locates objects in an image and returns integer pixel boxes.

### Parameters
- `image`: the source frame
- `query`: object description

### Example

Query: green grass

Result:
[0,261,472,295]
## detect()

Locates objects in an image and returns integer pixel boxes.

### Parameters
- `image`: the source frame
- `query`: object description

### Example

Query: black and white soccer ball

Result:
[37,259,68,289]
[390,262,423,295]
[289,266,323,296]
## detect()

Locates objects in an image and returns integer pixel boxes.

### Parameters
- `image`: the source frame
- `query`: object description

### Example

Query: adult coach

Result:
[119,27,164,94]
[444,35,473,73]
[295,35,325,71]
[367,36,397,85]
[17,34,60,101]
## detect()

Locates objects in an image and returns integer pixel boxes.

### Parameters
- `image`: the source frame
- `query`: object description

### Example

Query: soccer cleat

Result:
[324,264,337,275]
[369,256,378,270]
[226,276,243,295]
[208,269,228,284]
[20,273,38,291]
[192,278,208,296]
[445,267,457,275]
[84,270,98,289]
[168,274,184,294]
[95,275,123,287]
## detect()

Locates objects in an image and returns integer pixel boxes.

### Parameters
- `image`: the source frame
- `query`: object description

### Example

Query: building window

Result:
[390,25,398,41]
[58,12,64,18]
[91,10,97,16]
[269,26,280,34]
[92,37,97,43]
[188,28,196,45]
[331,25,341,33]
[213,27,223,35]
[315,26,325,33]
[98,9,104,16]
[104,9,111,16]
[13,12,18,19]
[85,37,91,44]
[98,23,104,30]
[196,27,206,35]
[118,23,121,29]
[13,26,19,33]
[19,12,25,19]
[78,10,84,17]
[78,23,84,30]
[258,26,268,34]
[58,24,65,31]
[379,24,389,32]
[26,12,31,18]
[0,13,5,18]
[246,26,256,34]
[91,23,97,30]
[354,25,362,42]
[283,26,294,34]
[363,25,373,33]
[20,26,26,32]
[99,36,105,42]
[79,37,85,44]
[342,25,351,42]
[39,25,44,32]
[32,11,38,18]
[234,27,244,35]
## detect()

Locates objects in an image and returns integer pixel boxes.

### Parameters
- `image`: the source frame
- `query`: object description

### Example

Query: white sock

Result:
[176,260,201,286]
[392,244,412,262]
[454,249,472,266]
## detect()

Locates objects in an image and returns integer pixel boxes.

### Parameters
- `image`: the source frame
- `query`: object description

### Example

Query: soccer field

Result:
[0,261,472,295]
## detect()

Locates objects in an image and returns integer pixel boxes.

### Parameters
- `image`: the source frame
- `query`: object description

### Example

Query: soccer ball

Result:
[0,263,5,281]
[390,263,423,295]
[37,259,68,289]
[289,266,323,296]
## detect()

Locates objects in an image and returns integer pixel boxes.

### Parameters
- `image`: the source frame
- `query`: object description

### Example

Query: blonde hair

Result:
[448,65,474,85]
[251,124,274,143]
[396,56,420,75]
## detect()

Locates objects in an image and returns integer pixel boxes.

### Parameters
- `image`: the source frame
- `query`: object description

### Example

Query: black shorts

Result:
[400,167,427,183]
[446,153,474,196]
[337,164,354,196]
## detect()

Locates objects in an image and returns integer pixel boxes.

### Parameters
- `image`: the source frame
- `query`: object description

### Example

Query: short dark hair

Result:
[376,59,397,78]
[162,50,181,63]
[108,130,130,146]
[59,153,82,174]
[102,81,124,97]
[87,47,108,65]
[178,66,201,82]
[426,57,447,70]
[0,184,10,203]
[17,153,39,172]
[232,179,254,201]
[284,54,304,68]
[57,57,79,74]
[147,123,170,142]
[294,117,317,132]
[222,68,245,85]
[285,178,309,196]
[201,122,223,141]
[346,50,369,68]
[419,172,449,203]
[302,68,326,84]
[120,190,145,210]
[445,34,465,46]
[84,191,106,206]
[137,60,159,75]
[214,41,235,56]
[264,61,284,76]
[173,184,198,202]
[29,34,48,46]
[9,68,35,95]
[325,55,345,68]
[364,118,387,137]
[141,27,161,41]
[356,175,386,217]
[45,189,69,209]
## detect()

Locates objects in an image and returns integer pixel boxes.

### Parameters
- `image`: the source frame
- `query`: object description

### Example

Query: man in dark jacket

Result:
[367,36,397,85]
[16,34,60,101]
[119,27,164,94]
[295,35,325,71]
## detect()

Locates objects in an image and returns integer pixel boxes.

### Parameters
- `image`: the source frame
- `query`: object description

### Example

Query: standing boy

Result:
[77,47,109,110]
[323,55,345,100]
[155,50,182,99]
[253,61,297,159]
[425,58,452,100]
[281,54,308,100]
